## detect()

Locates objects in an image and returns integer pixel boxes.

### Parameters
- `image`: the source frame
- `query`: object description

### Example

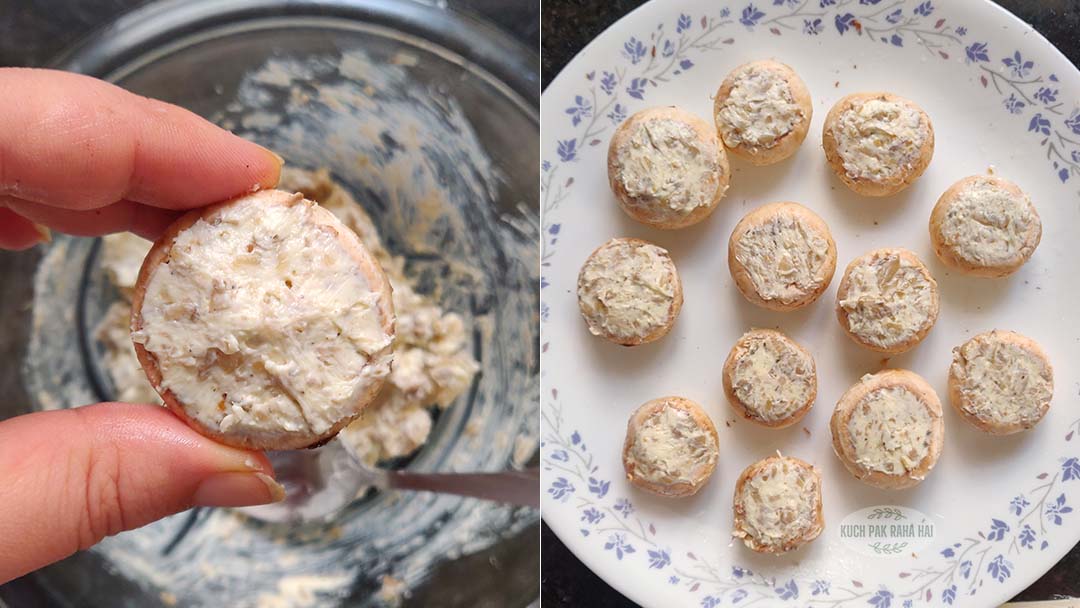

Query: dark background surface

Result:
[541,0,1080,606]
[1,0,540,68]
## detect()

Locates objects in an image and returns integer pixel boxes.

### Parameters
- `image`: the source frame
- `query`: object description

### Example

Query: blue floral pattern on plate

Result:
[541,1,1080,605]
[544,392,1080,606]
[541,0,1080,295]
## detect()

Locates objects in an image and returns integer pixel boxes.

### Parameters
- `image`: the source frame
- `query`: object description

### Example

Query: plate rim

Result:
[540,1,1080,606]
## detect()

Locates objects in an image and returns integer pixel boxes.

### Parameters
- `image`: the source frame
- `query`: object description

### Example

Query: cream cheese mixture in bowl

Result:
[7,0,539,605]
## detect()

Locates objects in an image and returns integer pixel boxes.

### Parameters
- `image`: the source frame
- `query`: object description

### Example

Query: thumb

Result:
[0,402,284,584]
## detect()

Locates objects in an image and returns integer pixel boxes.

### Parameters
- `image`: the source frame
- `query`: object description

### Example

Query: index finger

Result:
[0,68,282,211]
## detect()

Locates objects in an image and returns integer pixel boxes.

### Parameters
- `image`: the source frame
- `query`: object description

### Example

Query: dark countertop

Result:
[541,1,1080,606]
[1,0,539,68]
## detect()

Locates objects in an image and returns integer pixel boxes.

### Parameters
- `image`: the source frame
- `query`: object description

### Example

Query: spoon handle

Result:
[388,468,540,507]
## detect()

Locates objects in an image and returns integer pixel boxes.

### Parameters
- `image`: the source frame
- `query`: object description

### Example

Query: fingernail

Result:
[257,473,287,502]
[33,223,51,244]
[193,472,286,507]
[259,146,285,168]
[257,147,284,188]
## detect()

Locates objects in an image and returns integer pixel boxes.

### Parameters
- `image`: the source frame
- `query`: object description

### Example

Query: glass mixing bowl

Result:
[1,1,539,606]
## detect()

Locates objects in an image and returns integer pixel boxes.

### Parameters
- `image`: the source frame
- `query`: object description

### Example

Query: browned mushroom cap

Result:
[929,175,1041,277]
[713,59,813,165]
[822,92,934,197]
[577,238,683,346]
[835,248,939,354]
[732,454,824,554]
[622,396,719,497]
[948,330,1053,435]
[830,369,943,489]
[608,106,729,229]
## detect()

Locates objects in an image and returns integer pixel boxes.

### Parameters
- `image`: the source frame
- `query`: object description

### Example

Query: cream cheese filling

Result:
[627,404,716,487]
[614,118,722,219]
[281,168,479,464]
[717,66,802,150]
[133,194,393,438]
[101,168,479,463]
[953,336,1052,425]
[730,334,814,421]
[847,386,932,476]
[578,240,677,341]
[833,99,928,181]
[734,214,830,302]
[940,179,1038,267]
[738,458,818,547]
[838,252,935,348]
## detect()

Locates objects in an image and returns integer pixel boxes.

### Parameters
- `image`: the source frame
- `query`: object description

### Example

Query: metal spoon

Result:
[238,440,539,524]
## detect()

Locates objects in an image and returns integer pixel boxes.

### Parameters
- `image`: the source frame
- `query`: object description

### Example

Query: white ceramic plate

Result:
[540,1,1080,606]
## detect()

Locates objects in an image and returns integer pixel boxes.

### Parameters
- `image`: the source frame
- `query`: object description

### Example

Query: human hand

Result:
[0,68,281,248]
[0,68,286,584]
